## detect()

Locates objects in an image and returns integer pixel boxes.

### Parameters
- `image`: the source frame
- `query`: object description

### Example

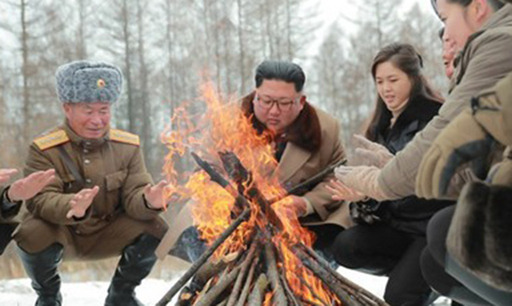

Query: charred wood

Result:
[264,244,288,306]
[194,266,241,306]
[247,273,268,306]
[235,256,259,306]
[157,209,250,306]
[226,241,259,306]
[296,243,387,306]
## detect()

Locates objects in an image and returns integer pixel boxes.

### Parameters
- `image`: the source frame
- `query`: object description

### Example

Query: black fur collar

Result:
[377,95,441,134]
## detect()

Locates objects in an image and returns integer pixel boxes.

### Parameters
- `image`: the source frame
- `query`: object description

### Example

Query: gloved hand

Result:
[351,135,394,168]
[334,165,390,201]
[416,110,494,199]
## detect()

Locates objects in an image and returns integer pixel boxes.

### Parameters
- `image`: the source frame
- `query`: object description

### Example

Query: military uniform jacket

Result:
[20,123,166,240]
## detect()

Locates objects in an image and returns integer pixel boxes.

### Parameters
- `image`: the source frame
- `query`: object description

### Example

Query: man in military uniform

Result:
[1,168,55,253]
[13,60,168,306]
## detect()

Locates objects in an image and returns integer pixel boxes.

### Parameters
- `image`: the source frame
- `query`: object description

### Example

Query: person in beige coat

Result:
[14,60,168,306]
[157,60,347,262]
[334,0,512,202]
[417,71,512,305]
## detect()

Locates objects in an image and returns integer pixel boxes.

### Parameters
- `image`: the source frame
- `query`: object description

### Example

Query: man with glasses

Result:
[157,60,348,262]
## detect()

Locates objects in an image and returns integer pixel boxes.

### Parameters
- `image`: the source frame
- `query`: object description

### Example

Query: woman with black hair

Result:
[328,43,453,306]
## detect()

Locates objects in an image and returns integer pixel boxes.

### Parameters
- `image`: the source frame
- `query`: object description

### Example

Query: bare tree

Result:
[398,4,446,93]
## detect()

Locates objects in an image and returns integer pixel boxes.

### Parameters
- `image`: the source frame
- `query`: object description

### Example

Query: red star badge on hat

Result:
[97,78,106,88]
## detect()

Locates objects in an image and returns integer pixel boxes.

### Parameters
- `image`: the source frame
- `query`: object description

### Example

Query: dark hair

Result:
[241,93,321,152]
[431,0,504,18]
[365,43,444,141]
[255,60,306,92]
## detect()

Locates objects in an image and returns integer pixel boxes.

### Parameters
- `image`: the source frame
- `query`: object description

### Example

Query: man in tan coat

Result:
[14,60,168,306]
[157,60,347,261]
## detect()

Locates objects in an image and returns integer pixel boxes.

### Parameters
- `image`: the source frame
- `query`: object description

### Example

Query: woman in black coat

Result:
[328,43,453,306]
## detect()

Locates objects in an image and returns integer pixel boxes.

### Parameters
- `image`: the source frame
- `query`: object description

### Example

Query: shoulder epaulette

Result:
[109,129,140,146]
[33,129,70,151]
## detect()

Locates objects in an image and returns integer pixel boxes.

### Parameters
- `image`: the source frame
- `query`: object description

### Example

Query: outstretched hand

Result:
[352,135,394,168]
[0,168,18,185]
[143,180,168,210]
[66,186,99,219]
[334,165,390,201]
[326,179,366,202]
[7,169,56,202]
[272,195,308,219]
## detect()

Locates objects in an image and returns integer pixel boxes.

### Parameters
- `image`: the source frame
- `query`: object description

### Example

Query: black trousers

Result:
[330,223,431,305]
[421,205,512,305]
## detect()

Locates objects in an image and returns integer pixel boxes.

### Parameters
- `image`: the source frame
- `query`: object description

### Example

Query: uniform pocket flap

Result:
[105,170,127,191]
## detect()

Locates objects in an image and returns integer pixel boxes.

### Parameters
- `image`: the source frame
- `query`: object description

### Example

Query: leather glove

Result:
[334,165,391,201]
[416,109,494,199]
[351,135,394,168]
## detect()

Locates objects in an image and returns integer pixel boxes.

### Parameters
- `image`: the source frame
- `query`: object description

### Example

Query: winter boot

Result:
[104,234,160,306]
[17,243,63,306]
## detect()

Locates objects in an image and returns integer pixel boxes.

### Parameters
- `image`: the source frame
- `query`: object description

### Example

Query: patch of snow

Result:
[0,278,179,306]
[0,267,451,305]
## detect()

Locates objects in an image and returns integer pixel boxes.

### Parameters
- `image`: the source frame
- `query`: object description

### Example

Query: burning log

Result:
[194,266,241,306]
[295,243,387,306]
[263,244,288,306]
[247,273,268,306]
[156,209,250,306]
[218,151,284,231]
[235,256,259,306]
[226,241,259,306]
[294,246,357,305]
[279,272,302,306]
[158,151,387,306]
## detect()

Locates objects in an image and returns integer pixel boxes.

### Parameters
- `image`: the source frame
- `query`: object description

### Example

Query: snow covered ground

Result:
[0,266,450,305]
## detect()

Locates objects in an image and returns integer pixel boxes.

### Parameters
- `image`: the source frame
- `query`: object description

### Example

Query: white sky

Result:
[310,0,439,45]
[316,0,437,27]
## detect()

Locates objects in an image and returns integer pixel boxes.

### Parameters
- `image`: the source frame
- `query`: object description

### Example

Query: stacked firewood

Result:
[156,152,388,306]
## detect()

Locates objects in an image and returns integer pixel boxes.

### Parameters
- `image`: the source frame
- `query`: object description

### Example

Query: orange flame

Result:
[162,82,340,304]
[263,292,273,306]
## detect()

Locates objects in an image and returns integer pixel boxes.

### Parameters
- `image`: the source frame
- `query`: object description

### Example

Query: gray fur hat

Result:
[55,60,123,104]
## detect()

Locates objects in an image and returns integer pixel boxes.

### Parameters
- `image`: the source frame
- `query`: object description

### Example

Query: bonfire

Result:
[157,84,386,306]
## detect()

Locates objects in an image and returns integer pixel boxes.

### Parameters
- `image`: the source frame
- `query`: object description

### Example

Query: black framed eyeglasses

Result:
[253,94,299,112]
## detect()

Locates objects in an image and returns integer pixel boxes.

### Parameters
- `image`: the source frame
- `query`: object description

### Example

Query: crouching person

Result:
[13,60,168,306]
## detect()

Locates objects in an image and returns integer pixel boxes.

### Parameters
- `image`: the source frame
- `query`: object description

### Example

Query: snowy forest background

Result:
[0,0,444,280]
